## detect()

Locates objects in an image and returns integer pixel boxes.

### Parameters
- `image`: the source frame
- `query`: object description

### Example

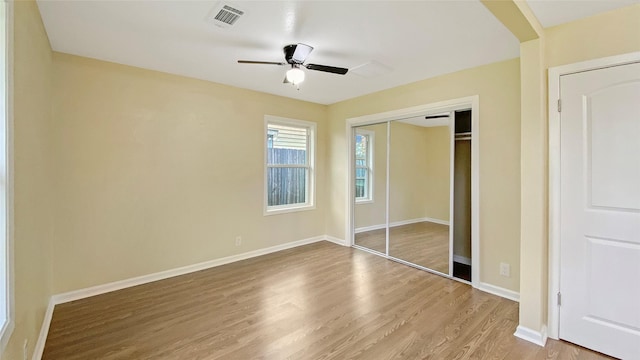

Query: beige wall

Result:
[3,1,54,359]
[51,53,328,293]
[545,4,640,68]
[388,121,428,223]
[419,125,450,222]
[327,58,522,292]
[519,37,548,333]
[389,123,450,223]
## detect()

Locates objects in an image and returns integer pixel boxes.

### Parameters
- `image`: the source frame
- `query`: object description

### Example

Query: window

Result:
[0,0,11,349]
[265,116,315,214]
[355,129,374,203]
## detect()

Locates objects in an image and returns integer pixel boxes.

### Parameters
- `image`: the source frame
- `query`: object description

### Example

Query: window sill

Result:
[264,204,315,216]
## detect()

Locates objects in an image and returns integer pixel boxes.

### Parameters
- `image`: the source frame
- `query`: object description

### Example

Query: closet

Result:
[453,110,472,281]
[352,109,474,283]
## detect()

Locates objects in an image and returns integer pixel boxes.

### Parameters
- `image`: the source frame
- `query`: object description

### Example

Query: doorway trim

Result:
[345,95,480,288]
[547,51,640,340]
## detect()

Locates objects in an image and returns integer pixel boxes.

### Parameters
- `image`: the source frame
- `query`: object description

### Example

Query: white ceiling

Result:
[36,1,635,105]
[527,0,638,28]
[37,0,520,105]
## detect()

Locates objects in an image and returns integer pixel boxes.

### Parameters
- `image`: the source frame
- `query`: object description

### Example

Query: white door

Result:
[560,61,640,360]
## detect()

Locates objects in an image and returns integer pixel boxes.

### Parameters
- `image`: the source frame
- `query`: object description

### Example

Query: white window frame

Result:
[0,0,14,352]
[355,129,374,204]
[264,115,316,215]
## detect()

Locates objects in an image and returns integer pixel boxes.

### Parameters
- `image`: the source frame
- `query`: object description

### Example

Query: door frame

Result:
[345,95,480,288]
[547,51,640,340]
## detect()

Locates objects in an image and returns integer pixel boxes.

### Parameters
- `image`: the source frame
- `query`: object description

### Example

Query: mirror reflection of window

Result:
[353,124,386,255]
[355,131,373,202]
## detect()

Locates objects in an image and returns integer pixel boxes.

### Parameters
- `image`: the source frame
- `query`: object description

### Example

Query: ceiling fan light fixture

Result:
[238,43,348,87]
[286,66,305,85]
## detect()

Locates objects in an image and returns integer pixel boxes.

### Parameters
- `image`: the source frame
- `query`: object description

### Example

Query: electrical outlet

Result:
[23,339,28,360]
[235,236,242,247]
[500,262,510,277]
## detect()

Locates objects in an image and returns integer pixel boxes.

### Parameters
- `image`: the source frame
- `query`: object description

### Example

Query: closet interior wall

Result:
[453,110,472,281]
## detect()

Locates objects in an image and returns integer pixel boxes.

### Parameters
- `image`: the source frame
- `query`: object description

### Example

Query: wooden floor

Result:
[44,242,611,360]
[355,221,450,274]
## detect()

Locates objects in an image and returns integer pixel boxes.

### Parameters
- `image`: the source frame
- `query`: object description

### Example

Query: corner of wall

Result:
[3,1,56,359]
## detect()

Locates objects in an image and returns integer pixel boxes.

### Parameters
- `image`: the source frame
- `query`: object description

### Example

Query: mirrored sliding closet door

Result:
[351,108,474,283]
[388,118,452,275]
[353,123,387,255]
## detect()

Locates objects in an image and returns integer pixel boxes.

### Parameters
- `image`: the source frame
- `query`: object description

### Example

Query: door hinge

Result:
[557,99,562,113]
[557,292,562,306]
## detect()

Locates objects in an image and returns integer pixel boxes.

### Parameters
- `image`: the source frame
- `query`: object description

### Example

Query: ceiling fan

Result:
[237,43,348,87]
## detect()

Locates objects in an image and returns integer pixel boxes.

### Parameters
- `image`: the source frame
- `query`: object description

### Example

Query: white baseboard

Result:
[514,325,548,347]
[31,235,346,359]
[52,235,328,305]
[30,235,337,359]
[325,235,347,246]
[33,235,340,359]
[32,297,55,360]
[355,217,449,233]
[404,217,449,226]
[354,223,386,233]
[453,255,471,265]
[476,282,520,302]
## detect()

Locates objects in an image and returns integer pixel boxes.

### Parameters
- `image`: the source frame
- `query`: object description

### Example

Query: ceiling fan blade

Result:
[305,64,348,75]
[291,43,314,63]
[238,60,286,65]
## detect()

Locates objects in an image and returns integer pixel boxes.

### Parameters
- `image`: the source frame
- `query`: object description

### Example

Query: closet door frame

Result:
[346,95,480,287]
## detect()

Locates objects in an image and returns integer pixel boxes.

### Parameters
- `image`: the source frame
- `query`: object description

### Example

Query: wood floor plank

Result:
[43,242,612,359]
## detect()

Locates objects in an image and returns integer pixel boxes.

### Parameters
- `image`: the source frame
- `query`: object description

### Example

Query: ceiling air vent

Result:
[208,3,245,28]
